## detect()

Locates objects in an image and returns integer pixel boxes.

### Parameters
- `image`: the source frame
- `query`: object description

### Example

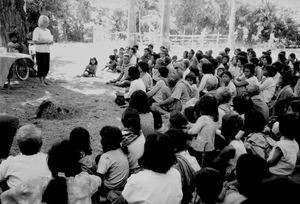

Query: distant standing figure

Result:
[32,15,53,85]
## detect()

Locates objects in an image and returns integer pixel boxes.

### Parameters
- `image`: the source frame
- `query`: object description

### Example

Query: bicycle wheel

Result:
[15,64,29,81]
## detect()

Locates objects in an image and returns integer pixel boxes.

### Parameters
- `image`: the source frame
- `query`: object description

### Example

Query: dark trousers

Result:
[188,147,216,168]
[0,115,19,159]
[36,52,50,77]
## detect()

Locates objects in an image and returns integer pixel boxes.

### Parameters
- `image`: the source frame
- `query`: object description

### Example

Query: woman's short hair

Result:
[138,61,149,73]
[202,62,214,74]
[192,168,223,204]
[38,15,50,27]
[128,66,140,80]
[265,65,277,77]
[69,127,92,155]
[129,90,150,114]
[165,128,188,152]
[221,114,243,139]
[237,56,248,66]
[243,109,266,133]
[16,124,42,155]
[169,111,188,129]
[121,107,141,135]
[194,94,219,122]
[220,70,233,79]
[250,57,259,66]
[138,133,176,173]
[244,63,256,75]
[100,126,122,152]
[279,114,297,139]
[185,72,197,84]
[158,66,169,78]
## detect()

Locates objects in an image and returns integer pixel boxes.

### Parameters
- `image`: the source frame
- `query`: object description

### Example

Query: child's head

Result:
[184,106,197,123]
[165,128,188,153]
[16,124,42,155]
[171,55,177,62]
[100,126,122,152]
[279,113,298,140]
[263,65,277,77]
[158,66,169,78]
[231,55,238,66]
[43,140,82,204]
[216,87,231,104]
[138,61,149,73]
[182,50,188,59]
[194,94,219,122]
[89,57,98,65]
[222,55,229,65]
[129,90,150,114]
[113,49,118,54]
[243,63,255,78]
[237,56,248,68]
[109,55,116,61]
[236,154,269,198]
[221,114,243,140]
[185,72,197,85]
[244,109,266,133]
[8,32,18,43]
[69,127,92,156]
[139,133,176,173]
[128,66,140,80]
[249,57,259,67]
[122,107,141,135]
[216,67,225,77]
[261,55,272,66]
[144,48,150,55]
[232,96,253,115]
[202,62,214,74]
[169,111,188,129]
[192,168,223,204]
[221,70,232,85]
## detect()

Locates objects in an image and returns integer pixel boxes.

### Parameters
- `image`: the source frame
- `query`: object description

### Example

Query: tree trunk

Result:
[228,0,236,49]
[161,0,171,50]
[128,0,137,46]
[0,0,28,47]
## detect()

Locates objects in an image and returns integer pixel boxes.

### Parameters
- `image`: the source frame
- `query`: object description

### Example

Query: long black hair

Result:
[42,140,82,204]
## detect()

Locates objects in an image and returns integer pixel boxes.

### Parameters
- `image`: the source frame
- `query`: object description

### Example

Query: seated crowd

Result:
[1,45,300,204]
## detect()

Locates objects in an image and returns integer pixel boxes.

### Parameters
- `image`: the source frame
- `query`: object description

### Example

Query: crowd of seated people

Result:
[1,45,300,204]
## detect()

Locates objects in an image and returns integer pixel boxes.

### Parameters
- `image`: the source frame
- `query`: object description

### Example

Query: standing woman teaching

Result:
[32,15,53,85]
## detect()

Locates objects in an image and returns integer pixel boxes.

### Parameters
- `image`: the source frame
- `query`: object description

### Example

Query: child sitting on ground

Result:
[267,114,299,176]
[97,126,129,201]
[83,57,98,77]
[102,55,117,72]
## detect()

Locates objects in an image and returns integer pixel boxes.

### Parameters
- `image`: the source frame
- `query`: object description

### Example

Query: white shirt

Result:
[124,78,146,99]
[0,152,51,188]
[229,140,247,168]
[183,68,190,79]
[140,72,153,91]
[229,66,242,79]
[225,81,237,98]
[32,27,53,53]
[246,76,259,86]
[198,74,214,92]
[122,168,183,204]
[178,150,201,172]
[188,115,217,152]
[259,77,276,103]
[129,55,137,66]
[268,138,299,176]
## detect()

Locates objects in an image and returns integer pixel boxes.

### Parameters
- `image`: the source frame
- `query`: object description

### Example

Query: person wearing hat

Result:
[0,124,51,189]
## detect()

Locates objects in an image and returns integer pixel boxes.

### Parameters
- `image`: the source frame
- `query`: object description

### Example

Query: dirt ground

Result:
[0,43,125,156]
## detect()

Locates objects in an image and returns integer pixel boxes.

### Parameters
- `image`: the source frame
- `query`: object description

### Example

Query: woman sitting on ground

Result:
[121,133,183,204]
[121,107,145,172]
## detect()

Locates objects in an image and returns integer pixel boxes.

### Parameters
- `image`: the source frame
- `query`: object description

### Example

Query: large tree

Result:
[0,0,28,46]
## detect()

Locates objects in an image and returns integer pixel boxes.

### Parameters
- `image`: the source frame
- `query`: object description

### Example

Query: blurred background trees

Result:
[1,0,299,47]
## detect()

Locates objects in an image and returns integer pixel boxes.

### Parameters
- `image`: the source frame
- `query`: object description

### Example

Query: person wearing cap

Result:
[0,124,51,189]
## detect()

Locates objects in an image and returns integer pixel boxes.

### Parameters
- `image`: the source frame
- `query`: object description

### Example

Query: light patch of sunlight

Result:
[62,84,110,95]
[20,91,52,106]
